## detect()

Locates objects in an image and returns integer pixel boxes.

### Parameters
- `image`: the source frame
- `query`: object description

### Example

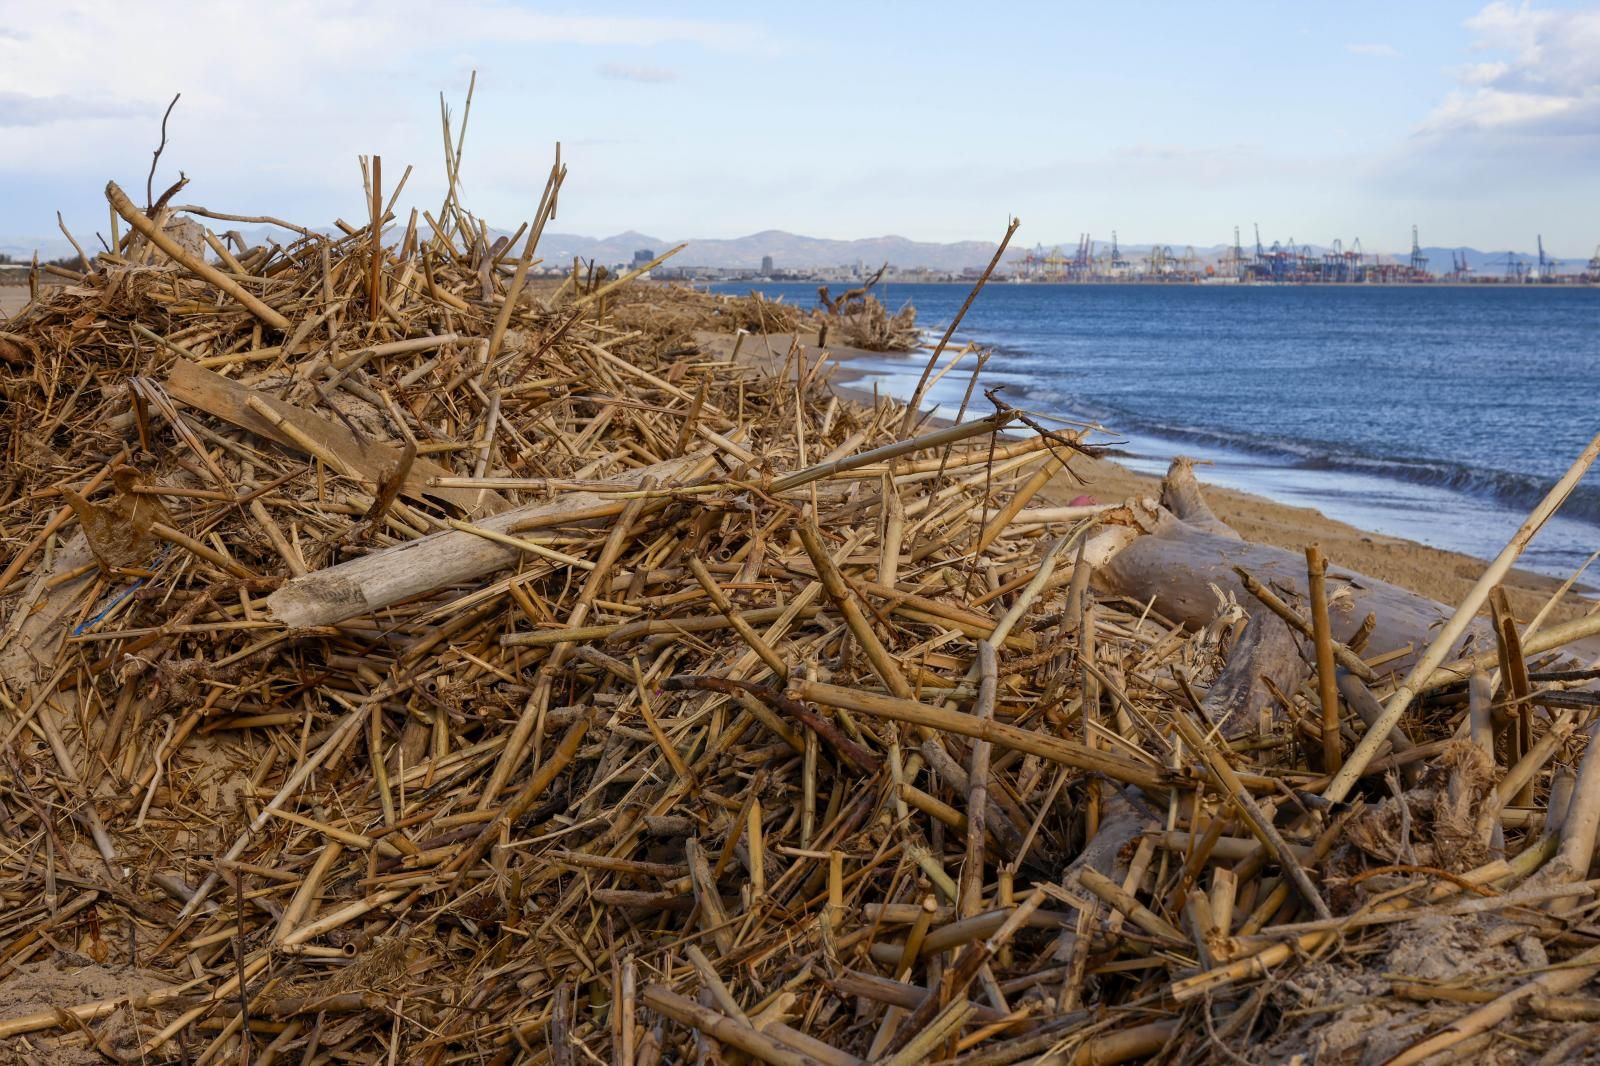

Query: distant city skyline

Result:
[535,228,1592,270]
[6,222,1588,274]
[3,1,1600,254]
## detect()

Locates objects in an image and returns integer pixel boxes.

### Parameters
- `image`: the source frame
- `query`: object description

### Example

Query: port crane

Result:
[1042,246,1070,281]
[1345,238,1365,282]
[1072,234,1092,280]
[1223,226,1247,279]
[1324,239,1346,282]
[1409,225,1429,278]
[1105,231,1131,275]
[1537,235,1557,281]
[1016,244,1046,280]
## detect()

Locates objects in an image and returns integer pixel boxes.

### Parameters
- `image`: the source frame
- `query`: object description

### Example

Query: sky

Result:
[2,1,1599,256]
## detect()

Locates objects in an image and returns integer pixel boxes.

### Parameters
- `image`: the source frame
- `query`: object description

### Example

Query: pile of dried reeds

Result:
[607,269,918,358]
[832,297,919,353]
[817,271,920,353]
[4,92,1600,1066]
[609,284,814,348]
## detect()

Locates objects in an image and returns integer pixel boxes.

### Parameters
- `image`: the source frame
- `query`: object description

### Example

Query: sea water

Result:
[711,281,1600,579]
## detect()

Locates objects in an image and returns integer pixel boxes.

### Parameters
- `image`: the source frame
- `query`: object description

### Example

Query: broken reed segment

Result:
[0,95,1597,1066]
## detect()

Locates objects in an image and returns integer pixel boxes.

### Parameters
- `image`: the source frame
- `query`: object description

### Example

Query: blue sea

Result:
[711,281,1600,580]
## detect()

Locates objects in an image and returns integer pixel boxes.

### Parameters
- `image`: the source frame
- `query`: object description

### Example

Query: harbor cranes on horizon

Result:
[1003,225,1594,284]
[1538,235,1557,282]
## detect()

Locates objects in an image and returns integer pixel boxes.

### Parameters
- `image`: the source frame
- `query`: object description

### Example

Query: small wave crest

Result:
[1296,453,1600,524]
[1020,387,1600,525]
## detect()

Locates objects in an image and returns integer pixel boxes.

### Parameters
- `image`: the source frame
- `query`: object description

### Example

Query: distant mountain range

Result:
[535,229,1008,273]
[0,237,76,263]
[467,232,1600,275]
[1,226,1000,272]
[5,225,1591,275]
[485,232,1599,275]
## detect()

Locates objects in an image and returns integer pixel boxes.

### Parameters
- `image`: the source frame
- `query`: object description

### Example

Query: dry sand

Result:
[701,329,1596,629]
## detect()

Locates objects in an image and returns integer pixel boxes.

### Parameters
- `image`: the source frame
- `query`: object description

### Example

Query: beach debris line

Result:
[3,96,1600,1066]
[815,264,919,352]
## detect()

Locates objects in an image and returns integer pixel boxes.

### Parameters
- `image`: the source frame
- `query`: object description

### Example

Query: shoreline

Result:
[700,328,1597,630]
[705,280,1600,577]
[698,278,1600,289]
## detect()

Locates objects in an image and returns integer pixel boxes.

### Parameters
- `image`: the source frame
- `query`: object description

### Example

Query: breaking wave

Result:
[1017,383,1600,526]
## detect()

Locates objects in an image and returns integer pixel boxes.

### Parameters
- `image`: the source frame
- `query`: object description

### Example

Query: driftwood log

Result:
[1090,459,1492,738]
[265,453,712,627]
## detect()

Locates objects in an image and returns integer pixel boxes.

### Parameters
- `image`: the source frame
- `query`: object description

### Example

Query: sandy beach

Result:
[701,327,1596,631]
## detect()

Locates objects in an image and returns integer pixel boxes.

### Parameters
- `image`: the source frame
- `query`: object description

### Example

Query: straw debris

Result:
[2,89,1600,1065]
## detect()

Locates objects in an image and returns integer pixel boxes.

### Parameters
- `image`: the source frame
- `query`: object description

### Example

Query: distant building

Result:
[631,248,656,267]
[760,255,774,274]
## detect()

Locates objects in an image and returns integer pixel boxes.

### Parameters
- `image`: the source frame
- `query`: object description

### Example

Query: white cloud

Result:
[489,12,757,50]
[1424,86,1578,132]
[0,2,756,102]
[1347,42,1400,58]
[596,63,678,84]
[0,1,764,233]
[1418,1,1600,136]
[1111,142,1343,187]
[1458,60,1509,85]
[0,91,141,127]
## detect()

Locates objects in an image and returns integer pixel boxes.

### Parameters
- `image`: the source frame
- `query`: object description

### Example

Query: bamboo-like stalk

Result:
[1076,868,1184,943]
[771,409,1018,493]
[690,555,787,681]
[1535,716,1600,903]
[1489,586,1537,805]
[1389,941,1600,1066]
[1168,710,1332,920]
[1324,431,1600,804]
[1477,710,1574,844]
[1234,564,1375,682]
[878,470,904,589]
[642,985,829,1066]
[0,982,203,1040]
[1419,610,1600,692]
[106,181,290,330]
[797,516,914,700]
[686,838,735,956]
[958,641,997,919]
[485,150,563,363]
[1305,545,1343,772]
[899,218,1019,434]
[792,679,1164,790]
[972,450,1068,556]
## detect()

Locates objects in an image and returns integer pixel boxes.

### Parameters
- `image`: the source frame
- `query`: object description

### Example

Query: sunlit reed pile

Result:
[2,87,1600,1066]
